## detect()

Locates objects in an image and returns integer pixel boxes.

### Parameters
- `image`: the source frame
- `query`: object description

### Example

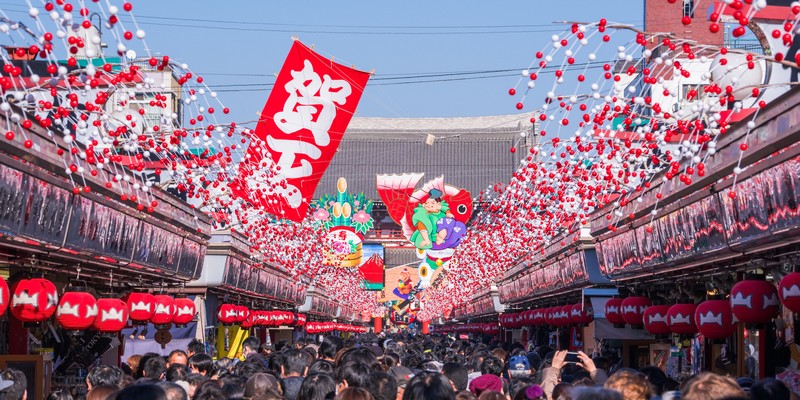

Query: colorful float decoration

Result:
[377,173,473,288]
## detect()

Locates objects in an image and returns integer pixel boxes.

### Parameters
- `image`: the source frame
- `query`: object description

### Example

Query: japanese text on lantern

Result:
[269,60,353,209]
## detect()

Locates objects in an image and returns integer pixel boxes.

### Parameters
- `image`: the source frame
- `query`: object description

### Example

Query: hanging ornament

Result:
[126,292,156,324]
[93,298,129,333]
[621,297,651,327]
[643,305,671,335]
[10,278,58,323]
[695,300,736,340]
[172,296,196,327]
[779,272,800,313]
[56,290,98,331]
[0,275,8,317]
[150,295,177,327]
[605,298,625,325]
[667,303,698,335]
[730,279,779,324]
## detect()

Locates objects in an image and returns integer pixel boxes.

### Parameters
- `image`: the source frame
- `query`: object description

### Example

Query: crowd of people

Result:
[0,333,795,400]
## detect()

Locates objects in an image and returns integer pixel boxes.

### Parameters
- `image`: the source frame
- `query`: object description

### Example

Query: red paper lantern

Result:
[643,305,671,335]
[695,300,736,339]
[56,291,97,330]
[557,305,572,326]
[621,297,651,327]
[605,298,625,325]
[531,309,546,325]
[93,298,129,333]
[0,276,8,317]
[126,292,155,323]
[235,305,249,324]
[543,307,556,326]
[241,311,256,329]
[779,272,800,313]
[10,278,58,323]
[217,304,238,325]
[570,304,594,325]
[150,295,176,326]
[730,280,779,324]
[667,303,698,335]
[172,297,196,326]
[296,314,306,326]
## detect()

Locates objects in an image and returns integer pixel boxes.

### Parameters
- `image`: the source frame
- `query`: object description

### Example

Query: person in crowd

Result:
[166,364,190,383]
[141,355,168,381]
[244,373,282,399]
[574,387,623,400]
[0,368,27,400]
[681,372,747,400]
[46,390,72,400]
[157,381,189,400]
[86,365,123,390]
[243,337,270,370]
[187,339,206,358]
[476,391,504,400]
[442,362,469,392]
[508,355,532,379]
[282,349,312,400]
[124,355,141,378]
[366,371,398,400]
[603,370,653,400]
[750,378,790,400]
[308,360,335,375]
[168,350,188,367]
[468,374,503,397]
[319,337,344,362]
[297,372,336,400]
[185,373,209,398]
[403,371,456,400]
[336,362,374,392]
[115,384,167,400]
[188,353,215,377]
[86,384,118,400]
[336,387,374,400]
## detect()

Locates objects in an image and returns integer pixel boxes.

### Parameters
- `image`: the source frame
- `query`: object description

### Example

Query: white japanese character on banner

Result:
[274,59,353,147]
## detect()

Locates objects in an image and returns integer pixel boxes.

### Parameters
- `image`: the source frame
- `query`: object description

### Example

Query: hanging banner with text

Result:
[230,40,370,222]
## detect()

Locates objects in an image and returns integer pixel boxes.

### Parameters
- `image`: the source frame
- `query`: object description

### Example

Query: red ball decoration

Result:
[241,312,256,329]
[10,278,58,323]
[779,272,800,313]
[56,291,97,330]
[643,305,671,335]
[295,313,307,326]
[730,280,779,324]
[172,297,196,326]
[150,295,176,326]
[605,298,625,325]
[558,305,573,326]
[570,304,594,325]
[126,292,155,324]
[667,303,698,335]
[0,276,8,317]
[695,300,736,340]
[217,303,238,325]
[621,297,651,327]
[93,298,129,333]
[544,307,558,326]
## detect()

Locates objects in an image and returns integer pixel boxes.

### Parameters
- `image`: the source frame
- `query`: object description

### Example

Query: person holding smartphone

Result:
[541,350,608,400]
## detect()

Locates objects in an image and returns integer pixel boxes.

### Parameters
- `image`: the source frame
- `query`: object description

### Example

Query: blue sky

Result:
[3,0,645,126]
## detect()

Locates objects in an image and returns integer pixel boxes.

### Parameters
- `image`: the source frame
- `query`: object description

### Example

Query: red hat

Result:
[469,374,503,395]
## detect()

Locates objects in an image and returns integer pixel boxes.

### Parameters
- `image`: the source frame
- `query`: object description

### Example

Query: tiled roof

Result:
[315,112,536,199]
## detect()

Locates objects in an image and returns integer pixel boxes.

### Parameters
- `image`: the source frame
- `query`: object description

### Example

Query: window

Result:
[683,0,695,18]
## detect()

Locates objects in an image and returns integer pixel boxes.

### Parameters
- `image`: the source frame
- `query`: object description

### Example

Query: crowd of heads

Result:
[0,333,796,400]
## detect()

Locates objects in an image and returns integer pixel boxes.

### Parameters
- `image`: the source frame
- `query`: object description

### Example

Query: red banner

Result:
[230,41,370,221]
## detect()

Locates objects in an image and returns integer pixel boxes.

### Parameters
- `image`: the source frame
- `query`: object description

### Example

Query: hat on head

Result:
[0,378,12,392]
[469,374,503,395]
[389,366,415,388]
[510,355,531,372]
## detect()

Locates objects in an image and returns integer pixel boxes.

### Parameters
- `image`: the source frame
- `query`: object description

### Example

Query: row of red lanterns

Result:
[437,323,500,335]
[499,304,593,328]
[305,322,367,334]
[216,303,306,328]
[0,277,197,333]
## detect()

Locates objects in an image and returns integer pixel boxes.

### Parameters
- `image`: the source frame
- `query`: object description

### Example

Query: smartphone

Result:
[565,351,580,363]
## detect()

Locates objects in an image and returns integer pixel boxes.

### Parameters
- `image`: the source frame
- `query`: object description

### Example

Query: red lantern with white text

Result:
[695,300,736,340]
[621,297,650,327]
[235,305,249,324]
[730,280,779,324]
[172,297,196,326]
[10,278,58,323]
[667,303,697,335]
[570,304,594,325]
[643,305,671,335]
[93,298,128,333]
[217,304,238,325]
[780,272,800,313]
[56,291,97,331]
[531,309,546,325]
[151,295,176,326]
[0,276,8,317]
[605,298,625,325]
[126,292,155,324]
[558,305,573,326]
